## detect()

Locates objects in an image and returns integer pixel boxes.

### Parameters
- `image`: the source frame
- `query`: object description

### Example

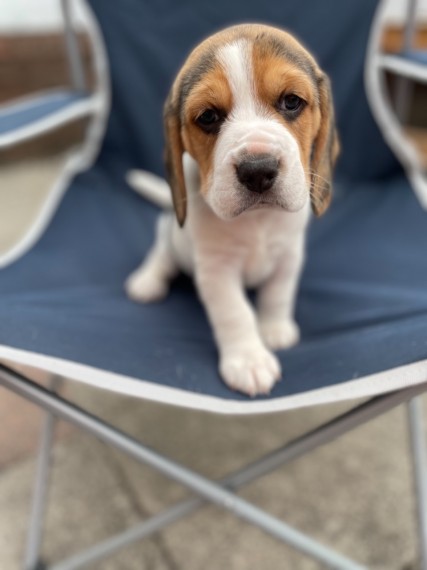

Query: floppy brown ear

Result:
[310,73,340,216]
[163,93,187,226]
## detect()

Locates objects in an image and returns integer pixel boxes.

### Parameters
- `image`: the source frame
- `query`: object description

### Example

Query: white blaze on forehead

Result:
[217,39,257,117]
[207,37,308,220]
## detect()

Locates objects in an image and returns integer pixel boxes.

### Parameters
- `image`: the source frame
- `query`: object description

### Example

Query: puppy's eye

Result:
[195,108,225,134]
[198,109,219,125]
[276,93,305,119]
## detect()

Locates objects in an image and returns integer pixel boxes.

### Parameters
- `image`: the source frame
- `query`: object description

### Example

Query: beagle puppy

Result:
[126,23,339,396]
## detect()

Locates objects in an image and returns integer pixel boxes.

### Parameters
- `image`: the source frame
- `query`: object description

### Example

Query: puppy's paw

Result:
[125,269,169,303]
[259,318,300,351]
[220,345,281,396]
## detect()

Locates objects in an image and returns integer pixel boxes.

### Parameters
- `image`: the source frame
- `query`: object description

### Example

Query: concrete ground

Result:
[0,154,425,570]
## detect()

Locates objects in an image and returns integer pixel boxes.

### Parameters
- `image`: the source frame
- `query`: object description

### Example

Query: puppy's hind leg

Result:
[125,213,178,303]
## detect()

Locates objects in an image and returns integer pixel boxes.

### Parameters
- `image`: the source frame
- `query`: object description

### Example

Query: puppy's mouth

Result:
[206,175,308,220]
[231,191,289,217]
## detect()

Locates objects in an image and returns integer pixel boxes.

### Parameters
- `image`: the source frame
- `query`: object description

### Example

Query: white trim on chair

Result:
[1,343,426,415]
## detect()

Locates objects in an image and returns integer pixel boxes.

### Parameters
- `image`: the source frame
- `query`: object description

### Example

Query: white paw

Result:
[220,345,282,396]
[259,318,300,350]
[125,269,169,303]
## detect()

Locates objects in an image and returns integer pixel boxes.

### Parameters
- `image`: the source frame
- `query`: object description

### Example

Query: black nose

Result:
[236,155,279,194]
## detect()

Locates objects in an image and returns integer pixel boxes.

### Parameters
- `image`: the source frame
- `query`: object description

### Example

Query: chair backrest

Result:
[88,0,400,183]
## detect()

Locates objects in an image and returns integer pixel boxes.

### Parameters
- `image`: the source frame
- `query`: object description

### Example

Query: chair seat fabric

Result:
[377,53,427,83]
[401,50,427,66]
[2,0,427,414]
[0,90,95,142]
[1,160,427,412]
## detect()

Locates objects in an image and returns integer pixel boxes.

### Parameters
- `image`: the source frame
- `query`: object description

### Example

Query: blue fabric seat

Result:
[401,49,427,65]
[0,164,426,411]
[377,51,427,83]
[1,0,426,413]
[0,90,97,147]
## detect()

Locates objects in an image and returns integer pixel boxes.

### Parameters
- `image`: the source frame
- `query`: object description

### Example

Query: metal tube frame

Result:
[1,364,426,570]
[395,0,419,124]
[403,0,418,53]
[24,376,62,570]
[60,0,86,92]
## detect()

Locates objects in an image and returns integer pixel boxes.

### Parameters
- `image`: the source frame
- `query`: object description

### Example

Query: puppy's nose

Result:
[236,155,279,194]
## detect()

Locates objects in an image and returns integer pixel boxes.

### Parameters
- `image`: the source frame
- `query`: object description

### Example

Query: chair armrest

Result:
[0,89,100,149]
[375,52,427,83]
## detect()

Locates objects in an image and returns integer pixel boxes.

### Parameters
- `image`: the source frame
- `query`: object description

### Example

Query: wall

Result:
[0,0,87,32]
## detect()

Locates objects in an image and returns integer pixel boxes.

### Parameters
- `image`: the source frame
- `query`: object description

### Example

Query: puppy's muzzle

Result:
[235,154,279,194]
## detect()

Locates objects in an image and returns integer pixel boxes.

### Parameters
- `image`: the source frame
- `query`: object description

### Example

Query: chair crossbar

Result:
[1,364,427,569]
[0,365,364,570]
[47,382,427,570]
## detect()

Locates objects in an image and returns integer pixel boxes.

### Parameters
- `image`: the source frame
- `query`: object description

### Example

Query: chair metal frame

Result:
[1,363,427,570]
[394,0,418,121]
[60,0,87,93]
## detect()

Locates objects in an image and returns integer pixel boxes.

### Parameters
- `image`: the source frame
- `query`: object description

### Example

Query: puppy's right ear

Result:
[163,93,187,226]
[310,73,339,216]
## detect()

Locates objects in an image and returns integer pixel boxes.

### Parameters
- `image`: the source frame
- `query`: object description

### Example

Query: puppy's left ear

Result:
[310,73,340,216]
[163,92,187,226]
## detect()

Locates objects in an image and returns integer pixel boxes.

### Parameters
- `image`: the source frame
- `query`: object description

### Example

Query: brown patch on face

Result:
[251,36,319,182]
[248,26,339,215]
[163,29,238,225]
[181,63,232,196]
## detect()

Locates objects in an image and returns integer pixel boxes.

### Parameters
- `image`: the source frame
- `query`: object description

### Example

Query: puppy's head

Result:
[164,24,339,225]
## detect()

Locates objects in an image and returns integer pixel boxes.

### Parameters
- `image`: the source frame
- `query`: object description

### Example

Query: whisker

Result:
[309,185,329,203]
[309,171,330,186]
[308,190,323,204]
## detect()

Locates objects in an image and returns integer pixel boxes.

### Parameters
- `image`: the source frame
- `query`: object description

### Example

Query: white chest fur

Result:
[169,155,310,288]
[126,156,310,398]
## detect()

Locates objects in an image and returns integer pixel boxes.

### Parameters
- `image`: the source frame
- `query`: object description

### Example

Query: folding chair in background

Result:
[367,0,427,207]
[0,0,107,269]
[2,1,427,569]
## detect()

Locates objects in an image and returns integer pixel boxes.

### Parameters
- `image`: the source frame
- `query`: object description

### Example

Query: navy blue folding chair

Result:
[2,1,427,569]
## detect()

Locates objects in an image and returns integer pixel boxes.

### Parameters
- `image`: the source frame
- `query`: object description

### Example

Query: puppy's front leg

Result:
[257,247,304,351]
[196,262,281,396]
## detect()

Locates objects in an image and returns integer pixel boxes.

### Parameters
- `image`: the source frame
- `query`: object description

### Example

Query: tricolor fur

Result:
[126,24,339,396]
